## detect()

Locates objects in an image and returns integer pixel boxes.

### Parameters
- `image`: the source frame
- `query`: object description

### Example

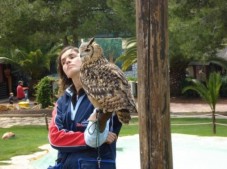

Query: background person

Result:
[16,81,25,100]
[8,92,14,104]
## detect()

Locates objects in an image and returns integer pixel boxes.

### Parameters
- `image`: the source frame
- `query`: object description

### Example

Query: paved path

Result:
[170,97,227,113]
[0,117,51,128]
[1,97,227,128]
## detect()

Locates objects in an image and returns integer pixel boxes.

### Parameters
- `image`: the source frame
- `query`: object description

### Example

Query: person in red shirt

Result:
[16,81,25,100]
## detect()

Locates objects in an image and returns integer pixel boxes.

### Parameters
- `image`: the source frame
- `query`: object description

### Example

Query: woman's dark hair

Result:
[57,46,79,96]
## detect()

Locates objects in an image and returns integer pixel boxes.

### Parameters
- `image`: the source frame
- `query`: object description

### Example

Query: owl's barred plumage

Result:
[79,38,137,124]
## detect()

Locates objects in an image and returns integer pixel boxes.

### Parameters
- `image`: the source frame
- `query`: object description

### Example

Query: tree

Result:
[0,0,134,71]
[182,72,222,134]
[107,0,136,36]
[169,0,227,96]
[0,0,131,51]
[115,0,227,96]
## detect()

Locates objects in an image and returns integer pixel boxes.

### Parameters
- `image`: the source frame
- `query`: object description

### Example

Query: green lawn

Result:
[0,126,48,162]
[120,117,227,137]
[1,117,227,163]
[171,117,227,136]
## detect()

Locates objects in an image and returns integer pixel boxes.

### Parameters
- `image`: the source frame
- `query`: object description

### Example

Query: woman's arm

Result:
[84,109,120,147]
[48,103,88,152]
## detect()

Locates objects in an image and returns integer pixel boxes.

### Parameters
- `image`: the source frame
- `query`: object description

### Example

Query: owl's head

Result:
[79,38,104,63]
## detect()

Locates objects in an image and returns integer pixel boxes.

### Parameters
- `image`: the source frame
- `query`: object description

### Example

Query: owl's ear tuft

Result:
[88,37,95,45]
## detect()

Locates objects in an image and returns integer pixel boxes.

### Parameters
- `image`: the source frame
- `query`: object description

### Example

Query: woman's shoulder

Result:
[57,91,71,104]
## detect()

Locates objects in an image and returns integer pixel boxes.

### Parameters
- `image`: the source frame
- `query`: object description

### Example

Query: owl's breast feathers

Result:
[80,59,137,118]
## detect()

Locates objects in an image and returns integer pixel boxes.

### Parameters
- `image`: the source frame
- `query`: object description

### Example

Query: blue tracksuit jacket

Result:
[48,86,122,168]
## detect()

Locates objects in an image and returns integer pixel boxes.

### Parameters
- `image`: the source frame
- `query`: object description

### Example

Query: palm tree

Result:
[115,37,137,71]
[0,49,50,80]
[182,72,222,134]
[116,37,191,96]
[0,47,61,97]
[0,43,63,79]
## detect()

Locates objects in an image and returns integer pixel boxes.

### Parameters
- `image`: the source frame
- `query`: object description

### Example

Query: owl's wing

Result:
[104,63,129,86]
[80,62,136,113]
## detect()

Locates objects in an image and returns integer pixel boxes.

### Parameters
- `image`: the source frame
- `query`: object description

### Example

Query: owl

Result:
[79,38,137,124]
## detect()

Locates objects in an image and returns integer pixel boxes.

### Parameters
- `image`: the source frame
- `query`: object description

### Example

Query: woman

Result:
[48,46,122,169]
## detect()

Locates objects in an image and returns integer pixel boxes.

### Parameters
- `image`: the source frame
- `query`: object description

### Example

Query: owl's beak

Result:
[80,53,86,62]
[79,53,83,58]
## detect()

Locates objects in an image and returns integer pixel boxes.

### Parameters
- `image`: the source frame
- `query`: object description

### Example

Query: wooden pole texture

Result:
[136,0,173,168]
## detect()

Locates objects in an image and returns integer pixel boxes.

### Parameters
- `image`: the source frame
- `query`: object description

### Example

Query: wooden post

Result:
[44,113,49,130]
[136,0,173,169]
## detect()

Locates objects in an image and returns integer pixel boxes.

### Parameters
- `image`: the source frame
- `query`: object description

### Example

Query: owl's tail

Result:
[116,109,131,124]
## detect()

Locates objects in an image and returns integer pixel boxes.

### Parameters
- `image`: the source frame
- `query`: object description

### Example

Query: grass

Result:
[119,117,139,136]
[0,126,48,162]
[120,117,227,137]
[1,117,227,163]
[171,117,227,136]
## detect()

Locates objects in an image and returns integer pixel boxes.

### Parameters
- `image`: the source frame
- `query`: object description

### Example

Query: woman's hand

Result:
[105,132,117,144]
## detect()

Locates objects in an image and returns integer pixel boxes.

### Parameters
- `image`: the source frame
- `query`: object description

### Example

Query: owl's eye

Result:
[85,48,90,52]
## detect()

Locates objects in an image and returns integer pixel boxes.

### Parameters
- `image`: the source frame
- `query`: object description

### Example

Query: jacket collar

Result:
[66,85,85,97]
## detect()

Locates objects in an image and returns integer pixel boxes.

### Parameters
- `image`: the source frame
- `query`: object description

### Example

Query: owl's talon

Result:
[96,108,103,114]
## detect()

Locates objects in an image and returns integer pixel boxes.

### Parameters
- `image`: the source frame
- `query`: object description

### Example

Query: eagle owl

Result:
[79,38,137,124]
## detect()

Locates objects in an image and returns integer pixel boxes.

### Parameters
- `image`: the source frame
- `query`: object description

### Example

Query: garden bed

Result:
[0,104,52,117]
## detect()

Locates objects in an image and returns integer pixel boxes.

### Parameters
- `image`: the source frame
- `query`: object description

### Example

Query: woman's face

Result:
[61,49,82,78]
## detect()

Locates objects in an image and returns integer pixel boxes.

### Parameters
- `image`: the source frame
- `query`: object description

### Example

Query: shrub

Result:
[35,76,55,108]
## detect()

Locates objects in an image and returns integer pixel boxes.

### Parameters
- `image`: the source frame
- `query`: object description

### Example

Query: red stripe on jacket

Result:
[48,106,86,148]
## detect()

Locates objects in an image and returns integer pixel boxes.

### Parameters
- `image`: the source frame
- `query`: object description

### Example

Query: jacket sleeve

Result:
[48,102,88,152]
[84,119,110,148]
